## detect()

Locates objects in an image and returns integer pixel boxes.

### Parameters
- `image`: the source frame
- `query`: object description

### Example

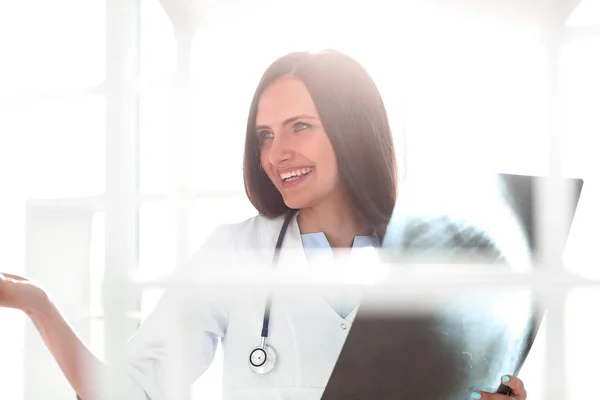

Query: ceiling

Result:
[158,0,584,36]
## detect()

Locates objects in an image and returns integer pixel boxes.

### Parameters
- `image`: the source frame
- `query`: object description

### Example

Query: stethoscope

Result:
[248,209,296,375]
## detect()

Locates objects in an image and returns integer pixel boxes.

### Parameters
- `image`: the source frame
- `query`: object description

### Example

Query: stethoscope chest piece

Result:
[249,340,278,374]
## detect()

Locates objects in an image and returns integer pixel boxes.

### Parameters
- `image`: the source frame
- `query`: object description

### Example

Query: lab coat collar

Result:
[276,211,308,269]
[272,211,364,322]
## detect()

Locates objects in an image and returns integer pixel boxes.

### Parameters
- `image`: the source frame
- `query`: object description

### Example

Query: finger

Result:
[471,375,527,400]
[0,272,29,282]
[470,390,516,400]
[498,375,527,400]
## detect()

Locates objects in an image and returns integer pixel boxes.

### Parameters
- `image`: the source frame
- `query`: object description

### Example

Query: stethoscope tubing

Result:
[259,209,297,340]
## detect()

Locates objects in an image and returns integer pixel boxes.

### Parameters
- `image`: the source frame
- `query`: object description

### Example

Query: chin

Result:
[282,199,307,210]
[281,194,313,211]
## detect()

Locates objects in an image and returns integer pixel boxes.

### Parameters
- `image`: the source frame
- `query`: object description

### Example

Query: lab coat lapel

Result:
[274,214,357,323]
[276,212,307,269]
[269,213,372,324]
[271,213,337,321]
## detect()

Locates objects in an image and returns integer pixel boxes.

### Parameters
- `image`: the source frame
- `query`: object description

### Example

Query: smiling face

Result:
[255,76,343,210]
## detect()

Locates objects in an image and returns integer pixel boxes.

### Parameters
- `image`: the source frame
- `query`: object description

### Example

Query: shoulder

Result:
[199,213,288,251]
[219,213,288,249]
[183,214,285,273]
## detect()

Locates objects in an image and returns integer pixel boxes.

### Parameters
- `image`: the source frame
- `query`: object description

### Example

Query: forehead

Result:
[256,77,319,125]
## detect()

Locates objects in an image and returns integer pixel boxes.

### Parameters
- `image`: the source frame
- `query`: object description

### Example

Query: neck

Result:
[297,196,371,248]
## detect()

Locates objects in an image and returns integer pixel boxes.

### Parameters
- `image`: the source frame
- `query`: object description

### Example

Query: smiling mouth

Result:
[279,167,314,183]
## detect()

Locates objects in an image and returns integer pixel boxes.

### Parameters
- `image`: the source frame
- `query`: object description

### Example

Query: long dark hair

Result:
[243,50,398,238]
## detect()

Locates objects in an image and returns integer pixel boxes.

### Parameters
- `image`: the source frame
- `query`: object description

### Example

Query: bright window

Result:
[2,1,599,399]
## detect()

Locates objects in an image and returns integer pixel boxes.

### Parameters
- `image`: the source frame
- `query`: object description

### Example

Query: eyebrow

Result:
[255,114,320,131]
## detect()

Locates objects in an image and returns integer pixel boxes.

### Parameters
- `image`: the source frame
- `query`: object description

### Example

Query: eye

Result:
[293,122,312,132]
[257,129,273,143]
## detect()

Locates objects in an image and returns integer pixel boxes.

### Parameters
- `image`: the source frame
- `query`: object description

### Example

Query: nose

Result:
[267,132,293,166]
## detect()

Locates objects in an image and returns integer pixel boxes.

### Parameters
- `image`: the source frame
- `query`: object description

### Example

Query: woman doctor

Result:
[0,50,527,400]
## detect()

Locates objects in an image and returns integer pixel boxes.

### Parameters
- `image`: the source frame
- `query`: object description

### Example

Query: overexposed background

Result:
[1,0,599,399]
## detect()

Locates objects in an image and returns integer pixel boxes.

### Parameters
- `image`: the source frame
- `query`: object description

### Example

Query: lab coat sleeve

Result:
[123,225,235,400]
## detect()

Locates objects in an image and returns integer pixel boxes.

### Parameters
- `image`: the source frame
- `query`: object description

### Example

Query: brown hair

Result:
[243,50,398,238]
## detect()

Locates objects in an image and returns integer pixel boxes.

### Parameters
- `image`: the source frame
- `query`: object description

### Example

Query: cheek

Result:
[314,138,339,178]
[324,146,338,170]
[259,148,268,169]
[321,160,340,188]
[259,149,276,183]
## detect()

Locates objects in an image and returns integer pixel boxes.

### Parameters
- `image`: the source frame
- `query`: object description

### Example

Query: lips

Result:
[279,166,314,182]
[278,166,314,188]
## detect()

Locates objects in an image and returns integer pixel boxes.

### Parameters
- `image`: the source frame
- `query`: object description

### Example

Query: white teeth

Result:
[280,167,313,181]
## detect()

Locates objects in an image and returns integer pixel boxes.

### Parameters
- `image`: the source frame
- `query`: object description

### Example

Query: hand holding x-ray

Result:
[323,172,583,400]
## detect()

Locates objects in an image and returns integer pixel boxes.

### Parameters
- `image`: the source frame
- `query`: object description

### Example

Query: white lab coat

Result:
[123,213,363,400]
